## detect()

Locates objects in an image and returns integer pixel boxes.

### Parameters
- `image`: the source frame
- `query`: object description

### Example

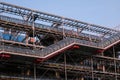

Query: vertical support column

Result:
[64,53,67,80]
[102,64,105,72]
[62,18,66,39]
[101,51,105,72]
[91,56,94,80]
[80,77,84,80]
[113,46,117,80]
[31,13,38,45]
[88,25,92,45]
[98,78,100,80]
[34,63,36,80]
[32,18,35,45]
[55,71,60,80]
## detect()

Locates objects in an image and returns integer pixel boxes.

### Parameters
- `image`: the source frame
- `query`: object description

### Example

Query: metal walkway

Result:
[0,2,120,61]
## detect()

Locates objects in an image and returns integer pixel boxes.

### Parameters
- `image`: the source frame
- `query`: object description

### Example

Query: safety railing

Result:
[0,73,55,80]
[74,38,99,48]
[43,62,91,71]
[0,35,120,58]
[0,37,99,58]
[39,38,75,57]
[40,34,120,57]
[0,15,49,29]
[39,37,103,57]
[0,44,40,57]
[99,32,120,48]
[0,15,120,58]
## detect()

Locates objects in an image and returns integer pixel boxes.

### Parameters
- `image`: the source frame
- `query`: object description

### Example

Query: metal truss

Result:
[0,2,120,61]
[0,2,119,37]
[1,2,120,80]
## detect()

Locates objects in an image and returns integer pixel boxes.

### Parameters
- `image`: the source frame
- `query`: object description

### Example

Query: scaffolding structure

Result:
[0,2,120,80]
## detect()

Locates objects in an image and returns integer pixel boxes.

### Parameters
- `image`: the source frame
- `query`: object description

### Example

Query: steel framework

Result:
[0,2,120,80]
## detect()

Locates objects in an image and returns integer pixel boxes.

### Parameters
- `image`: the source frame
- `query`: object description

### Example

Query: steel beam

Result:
[0,2,119,36]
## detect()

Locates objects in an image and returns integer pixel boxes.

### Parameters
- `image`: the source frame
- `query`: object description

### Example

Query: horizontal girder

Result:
[0,2,119,36]
[0,2,120,62]
[0,15,101,43]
